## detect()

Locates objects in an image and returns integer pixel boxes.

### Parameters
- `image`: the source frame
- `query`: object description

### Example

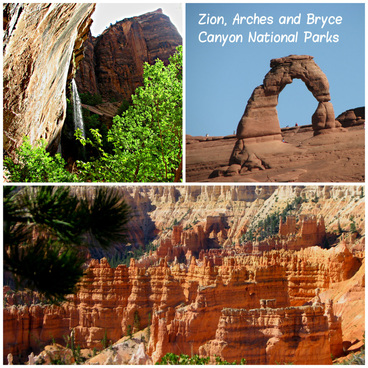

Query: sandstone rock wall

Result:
[199,303,340,364]
[75,9,182,102]
[3,242,358,362]
[3,3,95,155]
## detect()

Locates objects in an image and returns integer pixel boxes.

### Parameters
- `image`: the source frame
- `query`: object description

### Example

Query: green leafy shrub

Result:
[4,137,78,183]
[116,99,130,116]
[155,353,246,365]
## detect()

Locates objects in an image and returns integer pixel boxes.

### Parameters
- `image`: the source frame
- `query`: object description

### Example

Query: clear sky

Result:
[186,3,365,136]
[91,3,183,36]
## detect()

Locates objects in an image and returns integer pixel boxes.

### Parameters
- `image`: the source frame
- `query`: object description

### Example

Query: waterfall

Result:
[71,78,85,139]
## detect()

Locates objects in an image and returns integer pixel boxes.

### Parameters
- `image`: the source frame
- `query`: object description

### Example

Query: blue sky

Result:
[186,3,365,136]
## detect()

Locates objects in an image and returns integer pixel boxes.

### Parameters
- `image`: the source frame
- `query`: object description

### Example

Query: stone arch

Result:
[236,54,337,142]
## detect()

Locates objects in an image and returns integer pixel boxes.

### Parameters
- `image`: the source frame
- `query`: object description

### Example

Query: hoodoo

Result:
[3,185,365,364]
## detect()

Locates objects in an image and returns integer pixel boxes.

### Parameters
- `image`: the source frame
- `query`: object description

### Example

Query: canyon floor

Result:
[186,124,365,182]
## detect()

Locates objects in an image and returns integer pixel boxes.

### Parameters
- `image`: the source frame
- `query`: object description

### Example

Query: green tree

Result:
[4,137,78,183]
[3,186,131,303]
[77,45,182,182]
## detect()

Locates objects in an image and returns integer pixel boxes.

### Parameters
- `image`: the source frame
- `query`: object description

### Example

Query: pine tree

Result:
[4,186,131,303]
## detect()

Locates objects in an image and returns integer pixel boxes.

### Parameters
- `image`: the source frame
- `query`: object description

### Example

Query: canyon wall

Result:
[3,3,95,156]
[75,9,182,102]
[4,242,361,363]
[3,186,364,363]
[116,185,364,250]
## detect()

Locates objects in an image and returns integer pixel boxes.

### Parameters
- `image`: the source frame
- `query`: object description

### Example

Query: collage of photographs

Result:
[2,1,365,365]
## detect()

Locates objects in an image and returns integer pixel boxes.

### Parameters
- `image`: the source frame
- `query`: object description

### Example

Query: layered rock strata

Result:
[199,302,341,364]
[3,3,95,155]
[3,186,364,363]
[75,9,182,102]
[4,243,359,363]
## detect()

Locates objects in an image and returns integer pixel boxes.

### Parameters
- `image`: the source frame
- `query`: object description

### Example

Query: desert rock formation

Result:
[336,107,365,127]
[236,55,337,144]
[3,3,95,156]
[75,9,182,102]
[211,55,352,178]
[3,186,364,364]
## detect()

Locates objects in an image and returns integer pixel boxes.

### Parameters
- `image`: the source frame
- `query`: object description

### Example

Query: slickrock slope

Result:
[75,9,182,102]
[3,186,364,364]
[186,123,365,182]
[3,3,95,156]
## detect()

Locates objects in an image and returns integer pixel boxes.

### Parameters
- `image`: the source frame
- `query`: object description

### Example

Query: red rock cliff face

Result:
[3,186,364,363]
[4,243,359,363]
[75,9,182,102]
[3,3,95,155]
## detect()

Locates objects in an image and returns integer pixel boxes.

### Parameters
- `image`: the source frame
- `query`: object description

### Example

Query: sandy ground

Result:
[185,125,365,182]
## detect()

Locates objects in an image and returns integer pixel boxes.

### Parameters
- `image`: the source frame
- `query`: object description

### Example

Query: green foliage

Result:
[127,325,133,339]
[79,92,103,106]
[311,194,319,203]
[245,195,305,242]
[4,137,78,183]
[101,330,110,350]
[334,352,365,365]
[116,99,130,116]
[107,241,157,268]
[76,45,182,182]
[215,356,247,365]
[133,310,141,331]
[156,354,246,365]
[156,353,210,365]
[3,186,131,303]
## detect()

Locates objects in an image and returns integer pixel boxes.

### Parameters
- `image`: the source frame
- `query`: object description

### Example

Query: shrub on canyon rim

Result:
[3,186,131,303]
[76,45,183,182]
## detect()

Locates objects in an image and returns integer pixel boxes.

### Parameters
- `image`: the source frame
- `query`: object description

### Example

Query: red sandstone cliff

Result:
[75,9,182,102]
[4,241,363,364]
[3,3,95,156]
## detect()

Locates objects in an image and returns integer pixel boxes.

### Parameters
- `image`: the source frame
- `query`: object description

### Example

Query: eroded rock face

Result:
[3,186,364,363]
[336,107,365,127]
[3,3,95,156]
[200,303,340,364]
[3,242,359,363]
[237,55,334,142]
[75,9,182,102]
[226,55,344,176]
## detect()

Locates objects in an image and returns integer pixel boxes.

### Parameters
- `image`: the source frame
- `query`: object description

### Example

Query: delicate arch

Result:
[236,55,337,142]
